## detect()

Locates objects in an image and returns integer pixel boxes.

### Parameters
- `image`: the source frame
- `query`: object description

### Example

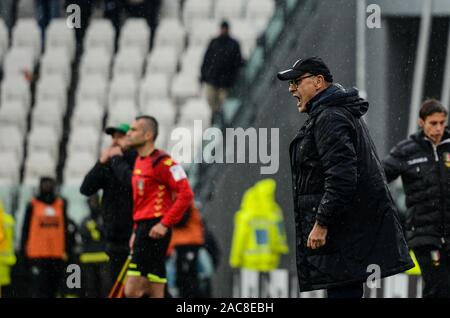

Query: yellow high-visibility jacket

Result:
[0,201,17,286]
[229,179,289,272]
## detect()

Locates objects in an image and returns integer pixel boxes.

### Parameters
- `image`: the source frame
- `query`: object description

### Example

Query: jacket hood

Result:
[307,84,369,118]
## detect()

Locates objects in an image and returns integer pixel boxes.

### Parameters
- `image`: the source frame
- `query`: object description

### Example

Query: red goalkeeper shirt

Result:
[131,149,194,227]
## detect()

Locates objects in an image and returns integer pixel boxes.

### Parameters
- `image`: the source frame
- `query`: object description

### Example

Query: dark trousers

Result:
[327,282,364,298]
[413,246,450,298]
[176,245,201,298]
[29,258,65,298]
[105,244,129,294]
[81,262,109,298]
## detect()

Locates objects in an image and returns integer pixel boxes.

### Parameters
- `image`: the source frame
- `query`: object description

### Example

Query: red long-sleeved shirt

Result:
[131,150,194,227]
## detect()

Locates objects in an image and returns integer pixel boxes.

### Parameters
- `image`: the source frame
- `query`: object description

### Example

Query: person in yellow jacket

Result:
[229,179,289,272]
[0,200,17,298]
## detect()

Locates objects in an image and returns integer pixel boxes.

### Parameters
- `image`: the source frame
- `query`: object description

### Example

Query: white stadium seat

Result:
[214,0,247,21]
[107,101,138,127]
[154,19,186,56]
[45,18,76,62]
[0,19,9,66]
[246,0,275,34]
[170,71,201,101]
[180,46,207,78]
[183,0,214,29]
[108,75,138,109]
[179,98,212,126]
[246,0,275,21]
[142,98,176,126]
[0,125,24,161]
[33,99,65,123]
[119,18,150,57]
[40,47,72,88]
[229,19,258,59]
[0,152,21,186]
[32,102,64,139]
[23,151,57,186]
[63,152,97,185]
[188,19,218,47]
[76,74,109,109]
[79,47,112,80]
[113,47,145,80]
[3,47,35,79]
[139,73,170,109]
[145,46,178,78]
[1,75,31,111]
[35,74,67,112]
[67,126,101,156]
[72,100,104,128]
[27,125,60,160]
[0,100,28,134]
[12,18,41,62]
[84,19,116,57]
[160,0,181,19]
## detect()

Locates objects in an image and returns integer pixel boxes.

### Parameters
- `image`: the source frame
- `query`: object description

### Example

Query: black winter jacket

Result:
[289,84,413,292]
[80,150,137,246]
[383,130,450,248]
[200,34,243,88]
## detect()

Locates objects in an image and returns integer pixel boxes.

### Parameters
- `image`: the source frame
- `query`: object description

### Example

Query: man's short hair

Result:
[419,99,448,120]
[136,115,159,141]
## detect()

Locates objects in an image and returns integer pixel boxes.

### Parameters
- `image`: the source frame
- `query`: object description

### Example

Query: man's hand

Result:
[99,148,111,164]
[149,223,168,239]
[129,232,136,250]
[109,146,124,158]
[307,221,328,250]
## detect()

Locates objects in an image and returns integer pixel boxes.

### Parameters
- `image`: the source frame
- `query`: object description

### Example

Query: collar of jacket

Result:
[305,84,340,114]
[412,129,450,146]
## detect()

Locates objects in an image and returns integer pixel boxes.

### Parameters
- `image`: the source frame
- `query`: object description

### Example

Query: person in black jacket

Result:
[80,123,137,296]
[200,20,243,125]
[383,99,450,297]
[277,57,413,298]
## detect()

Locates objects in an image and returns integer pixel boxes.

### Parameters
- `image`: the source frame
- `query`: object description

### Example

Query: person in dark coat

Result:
[277,57,413,298]
[383,99,450,298]
[200,20,243,125]
[80,123,137,295]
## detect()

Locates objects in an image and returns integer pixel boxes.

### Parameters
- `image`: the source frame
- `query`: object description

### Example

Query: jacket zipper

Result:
[424,138,450,244]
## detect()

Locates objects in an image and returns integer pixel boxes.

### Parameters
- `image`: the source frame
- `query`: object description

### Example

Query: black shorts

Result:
[127,218,172,283]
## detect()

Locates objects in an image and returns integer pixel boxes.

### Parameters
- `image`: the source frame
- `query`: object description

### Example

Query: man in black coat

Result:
[383,99,450,297]
[200,20,243,125]
[80,123,137,295]
[277,57,413,298]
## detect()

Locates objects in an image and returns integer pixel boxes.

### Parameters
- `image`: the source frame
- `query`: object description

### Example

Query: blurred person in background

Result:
[383,99,450,298]
[80,123,136,296]
[20,177,69,298]
[123,0,162,49]
[78,194,109,298]
[35,0,61,40]
[229,179,289,273]
[200,20,243,126]
[0,201,16,298]
[166,202,205,298]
